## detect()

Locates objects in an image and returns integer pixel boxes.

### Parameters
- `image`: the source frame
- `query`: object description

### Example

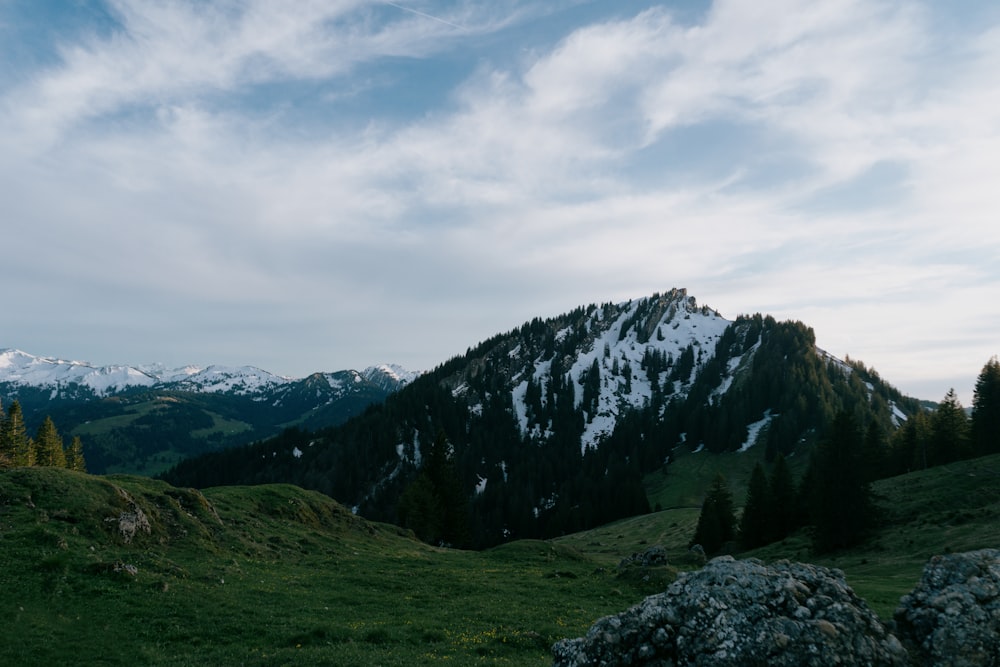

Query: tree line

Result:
[0,399,87,472]
[692,356,1000,555]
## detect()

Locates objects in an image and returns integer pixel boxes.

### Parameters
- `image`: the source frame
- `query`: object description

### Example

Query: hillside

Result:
[0,466,650,666]
[164,288,922,547]
[3,454,1000,664]
[556,452,1000,619]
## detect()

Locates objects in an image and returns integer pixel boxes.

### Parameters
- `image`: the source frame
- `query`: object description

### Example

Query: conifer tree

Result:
[0,400,10,468]
[811,412,874,552]
[889,410,931,473]
[397,431,470,547]
[691,473,736,555]
[66,436,88,472]
[769,453,797,541]
[929,389,970,465]
[2,401,34,467]
[34,416,67,467]
[397,473,444,543]
[863,421,889,482]
[739,463,772,549]
[971,357,1000,455]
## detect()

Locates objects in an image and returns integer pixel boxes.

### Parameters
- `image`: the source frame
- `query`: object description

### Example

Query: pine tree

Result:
[863,421,888,482]
[691,473,736,555]
[66,436,88,472]
[929,389,970,465]
[34,416,67,467]
[2,401,34,467]
[397,473,444,543]
[889,410,931,473]
[739,463,773,549]
[811,412,875,552]
[769,453,797,542]
[0,400,10,468]
[971,357,1000,455]
[397,431,470,547]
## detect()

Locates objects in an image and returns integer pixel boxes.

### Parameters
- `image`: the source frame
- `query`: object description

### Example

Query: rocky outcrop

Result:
[894,548,1000,666]
[552,556,908,666]
[106,487,151,544]
[618,545,669,570]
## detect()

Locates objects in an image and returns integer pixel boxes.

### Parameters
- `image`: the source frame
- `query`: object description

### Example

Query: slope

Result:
[554,452,1000,619]
[0,466,653,666]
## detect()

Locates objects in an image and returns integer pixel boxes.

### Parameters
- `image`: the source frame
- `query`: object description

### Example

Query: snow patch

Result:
[739,410,776,453]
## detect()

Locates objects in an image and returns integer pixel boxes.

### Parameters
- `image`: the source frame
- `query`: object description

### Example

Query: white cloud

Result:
[2,0,999,403]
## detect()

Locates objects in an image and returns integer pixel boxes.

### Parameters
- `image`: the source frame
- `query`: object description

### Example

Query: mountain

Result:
[0,349,416,475]
[164,288,923,548]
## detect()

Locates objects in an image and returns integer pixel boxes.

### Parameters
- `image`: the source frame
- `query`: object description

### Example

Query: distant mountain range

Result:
[163,288,924,548]
[0,348,418,475]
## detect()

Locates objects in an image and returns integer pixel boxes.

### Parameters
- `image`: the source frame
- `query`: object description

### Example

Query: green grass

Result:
[4,453,1000,664]
[0,467,651,666]
[644,442,813,511]
[569,453,1000,621]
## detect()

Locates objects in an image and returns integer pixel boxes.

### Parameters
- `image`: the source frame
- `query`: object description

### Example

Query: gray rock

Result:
[619,545,670,570]
[552,556,909,666]
[894,548,1000,666]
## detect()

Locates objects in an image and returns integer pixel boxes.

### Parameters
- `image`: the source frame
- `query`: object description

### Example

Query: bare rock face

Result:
[894,549,1000,667]
[552,556,908,667]
[107,486,151,544]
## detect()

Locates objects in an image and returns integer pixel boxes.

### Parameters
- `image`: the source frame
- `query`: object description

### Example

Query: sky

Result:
[2,0,998,405]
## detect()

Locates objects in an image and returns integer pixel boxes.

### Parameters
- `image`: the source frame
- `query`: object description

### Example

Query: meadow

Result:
[2,452,999,665]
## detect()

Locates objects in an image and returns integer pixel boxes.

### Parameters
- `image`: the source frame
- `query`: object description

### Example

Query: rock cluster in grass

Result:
[552,555,909,666]
[894,548,1000,667]
[108,486,151,544]
[618,545,669,570]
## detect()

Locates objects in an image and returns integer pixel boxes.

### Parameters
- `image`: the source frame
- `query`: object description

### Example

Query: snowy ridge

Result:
[0,348,158,396]
[509,291,731,452]
[362,364,421,393]
[163,365,291,394]
[0,348,415,398]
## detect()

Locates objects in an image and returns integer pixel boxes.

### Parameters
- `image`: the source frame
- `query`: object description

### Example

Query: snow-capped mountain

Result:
[0,348,417,476]
[0,348,413,398]
[0,348,160,396]
[165,287,923,548]
[504,292,731,451]
[363,364,422,394]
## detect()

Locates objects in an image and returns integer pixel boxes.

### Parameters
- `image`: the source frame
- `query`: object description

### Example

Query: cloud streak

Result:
[2,0,998,405]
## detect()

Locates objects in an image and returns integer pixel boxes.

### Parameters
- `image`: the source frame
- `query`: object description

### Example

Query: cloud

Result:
[1,0,999,403]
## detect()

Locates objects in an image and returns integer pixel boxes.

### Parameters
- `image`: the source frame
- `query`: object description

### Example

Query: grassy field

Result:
[0,467,654,666]
[3,453,999,664]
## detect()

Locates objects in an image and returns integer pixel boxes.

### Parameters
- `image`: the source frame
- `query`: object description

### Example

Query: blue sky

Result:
[2,0,998,405]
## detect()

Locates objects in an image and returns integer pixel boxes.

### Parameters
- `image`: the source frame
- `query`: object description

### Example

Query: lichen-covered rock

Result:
[894,548,1000,666]
[106,486,152,544]
[619,545,669,570]
[552,556,908,666]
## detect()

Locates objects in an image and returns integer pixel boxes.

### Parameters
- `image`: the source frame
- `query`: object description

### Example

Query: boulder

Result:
[894,548,1000,666]
[552,556,908,666]
[619,545,669,570]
